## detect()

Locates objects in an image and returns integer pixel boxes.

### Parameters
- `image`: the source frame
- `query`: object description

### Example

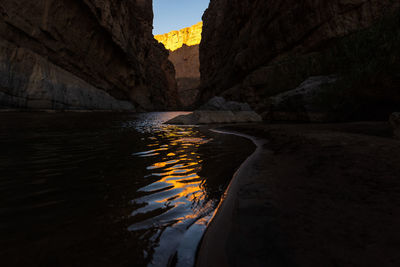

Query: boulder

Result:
[166,110,262,125]
[199,96,252,111]
[266,75,338,122]
[390,113,400,139]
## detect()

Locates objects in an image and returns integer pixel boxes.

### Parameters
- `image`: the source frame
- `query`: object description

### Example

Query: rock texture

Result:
[155,22,203,108]
[166,111,262,125]
[154,22,202,51]
[167,96,260,125]
[266,75,339,122]
[168,44,200,108]
[0,0,178,110]
[199,96,251,112]
[200,0,400,119]
[390,113,400,139]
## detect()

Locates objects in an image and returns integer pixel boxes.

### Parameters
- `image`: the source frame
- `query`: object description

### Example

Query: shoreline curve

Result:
[196,128,268,267]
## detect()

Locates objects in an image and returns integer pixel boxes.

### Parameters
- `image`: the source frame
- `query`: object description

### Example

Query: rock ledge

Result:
[166,110,262,125]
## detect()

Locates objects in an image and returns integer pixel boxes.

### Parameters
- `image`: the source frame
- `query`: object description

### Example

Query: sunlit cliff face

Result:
[154,21,202,51]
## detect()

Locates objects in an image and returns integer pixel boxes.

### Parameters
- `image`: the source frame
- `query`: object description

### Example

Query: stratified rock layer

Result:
[200,0,400,119]
[155,22,202,51]
[0,0,178,110]
[0,39,133,110]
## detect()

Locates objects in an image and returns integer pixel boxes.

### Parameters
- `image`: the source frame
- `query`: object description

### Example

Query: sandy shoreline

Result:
[196,128,270,267]
[197,121,400,267]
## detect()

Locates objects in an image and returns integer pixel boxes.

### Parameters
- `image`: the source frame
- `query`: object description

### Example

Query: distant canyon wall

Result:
[154,22,202,51]
[200,0,400,120]
[0,0,178,111]
[155,22,202,108]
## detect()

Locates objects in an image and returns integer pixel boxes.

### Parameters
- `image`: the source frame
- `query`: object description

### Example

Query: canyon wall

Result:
[200,0,400,120]
[154,22,202,51]
[168,45,200,108]
[0,0,178,111]
[155,23,202,108]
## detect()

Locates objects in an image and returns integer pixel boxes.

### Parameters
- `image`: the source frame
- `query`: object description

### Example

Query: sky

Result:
[153,0,210,35]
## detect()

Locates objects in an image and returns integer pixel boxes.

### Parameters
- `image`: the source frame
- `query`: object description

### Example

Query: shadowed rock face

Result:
[390,113,400,139]
[266,76,339,122]
[0,0,178,110]
[168,44,200,108]
[200,0,399,117]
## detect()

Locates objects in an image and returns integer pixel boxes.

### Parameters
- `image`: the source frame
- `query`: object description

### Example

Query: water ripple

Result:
[0,112,254,267]
[129,121,215,266]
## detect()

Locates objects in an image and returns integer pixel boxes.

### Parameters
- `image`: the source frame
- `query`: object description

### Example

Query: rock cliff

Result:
[155,23,202,108]
[168,44,200,108]
[200,0,400,120]
[154,22,202,51]
[0,0,178,110]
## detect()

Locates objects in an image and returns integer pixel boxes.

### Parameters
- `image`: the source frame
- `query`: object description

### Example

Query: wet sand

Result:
[197,122,400,267]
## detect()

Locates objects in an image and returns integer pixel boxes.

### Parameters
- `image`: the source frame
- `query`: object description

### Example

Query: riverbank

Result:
[197,121,400,267]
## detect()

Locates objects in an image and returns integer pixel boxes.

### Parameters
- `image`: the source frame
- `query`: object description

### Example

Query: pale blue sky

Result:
[153,0,210,35]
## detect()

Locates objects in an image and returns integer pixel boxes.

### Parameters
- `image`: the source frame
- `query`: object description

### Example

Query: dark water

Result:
[0,112,254,267]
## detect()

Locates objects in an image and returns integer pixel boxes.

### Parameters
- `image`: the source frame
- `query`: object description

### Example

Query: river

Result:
[0,112,254,267]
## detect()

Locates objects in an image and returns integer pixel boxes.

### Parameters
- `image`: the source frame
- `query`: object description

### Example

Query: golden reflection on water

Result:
[125,114,234,266]
[129,125,213,233]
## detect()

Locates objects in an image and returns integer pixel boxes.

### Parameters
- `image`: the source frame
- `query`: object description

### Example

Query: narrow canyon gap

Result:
[153,0,210,109]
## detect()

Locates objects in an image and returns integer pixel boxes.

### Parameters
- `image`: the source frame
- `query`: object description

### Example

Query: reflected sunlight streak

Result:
[127,121,216,266]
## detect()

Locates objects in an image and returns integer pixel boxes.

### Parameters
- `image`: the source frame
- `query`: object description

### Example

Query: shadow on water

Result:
[0,112,254,267]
